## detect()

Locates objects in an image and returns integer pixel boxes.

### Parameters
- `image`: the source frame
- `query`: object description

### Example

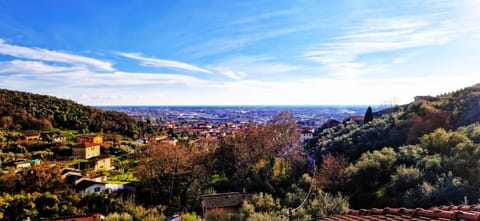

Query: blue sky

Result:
[0,0,480,105]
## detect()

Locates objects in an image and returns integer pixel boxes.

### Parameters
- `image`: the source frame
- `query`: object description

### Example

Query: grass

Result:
[50,128,78,140]
[107,170,139,183]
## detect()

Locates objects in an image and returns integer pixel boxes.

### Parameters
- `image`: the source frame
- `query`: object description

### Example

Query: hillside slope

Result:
[307,83,480,209]
[0,89,138,136]
[308,83,480,159]
[440,83,480,127]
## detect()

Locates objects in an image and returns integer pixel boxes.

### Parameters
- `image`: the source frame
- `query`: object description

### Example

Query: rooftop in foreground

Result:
[319,206,480,221]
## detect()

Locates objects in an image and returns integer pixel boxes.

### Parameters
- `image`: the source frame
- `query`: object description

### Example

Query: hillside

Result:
[307,83,480,209]
[0,89,139,137]
[440,83,480,127]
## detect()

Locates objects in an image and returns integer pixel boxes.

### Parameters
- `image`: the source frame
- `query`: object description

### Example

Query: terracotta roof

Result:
[23,132,40,136]
[75,142,99,148]
[77,135,102,138]
[318,206,480,221]
[201,192,253,209]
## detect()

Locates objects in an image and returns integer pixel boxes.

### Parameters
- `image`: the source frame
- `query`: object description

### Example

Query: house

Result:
[136,138,147,144]
[40,213,104,221]
[414,95,440,102]
[322,119,340,129]
[299,129,314,143]
[72,156,112,172]
[318,205,480,221]
[61,167,81,175]
[76,135,103,145]
[31,158,41,166]
[61,168,83,186]
[160,138,178,146]
[196,123,213,130]
[342,116,364,125]
[201,192,253,217]
[91,156,113,172]
[147,135,167,142]
[72,142,101,159]
[52,135,66,143]
[75,178,124,198]
[12,160,31,171]
[23,132,40,142]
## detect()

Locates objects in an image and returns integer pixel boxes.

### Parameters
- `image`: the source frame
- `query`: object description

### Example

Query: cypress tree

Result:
[364,106,373,123]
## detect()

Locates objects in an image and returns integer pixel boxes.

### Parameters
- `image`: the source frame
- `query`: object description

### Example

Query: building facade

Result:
[72,143,101,159]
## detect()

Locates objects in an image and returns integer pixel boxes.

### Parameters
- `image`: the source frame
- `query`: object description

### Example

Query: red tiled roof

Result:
[318,206,480,221]
[23,132,40,137]
[76,142,99,148]
[201,192,253,209]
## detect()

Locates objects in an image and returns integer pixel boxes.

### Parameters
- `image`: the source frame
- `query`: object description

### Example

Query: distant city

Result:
[100,105,371,128]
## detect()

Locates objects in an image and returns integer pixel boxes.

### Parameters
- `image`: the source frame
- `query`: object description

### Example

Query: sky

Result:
[0,0,480,106]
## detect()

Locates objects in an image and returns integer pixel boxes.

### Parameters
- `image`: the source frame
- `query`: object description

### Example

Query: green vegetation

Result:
[1,83,480,220]
[307,83,480,209]
[0,89,140,137]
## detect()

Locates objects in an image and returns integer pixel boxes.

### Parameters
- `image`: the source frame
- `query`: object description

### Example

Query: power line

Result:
[292,167,315,213]
[268,153,316,221]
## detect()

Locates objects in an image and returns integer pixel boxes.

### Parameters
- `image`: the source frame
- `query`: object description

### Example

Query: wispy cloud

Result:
[207,66,246,80]
[226,9,296,26]
[305,17,453,78]
[0,60,83,74]
[183,25,318,59]
[118,52,212,74]
[208,55,301,77]
[96,72,209,86]
[0,39,114,71]
[0,59,209,88]
[305,0,480,79]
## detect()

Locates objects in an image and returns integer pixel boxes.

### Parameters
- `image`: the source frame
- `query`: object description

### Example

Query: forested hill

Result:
[307,83,480,209]
[440,83,480,127]
[0,89,138,136]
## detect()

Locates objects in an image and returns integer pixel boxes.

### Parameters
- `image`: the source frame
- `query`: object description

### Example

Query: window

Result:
[94,187,101,192]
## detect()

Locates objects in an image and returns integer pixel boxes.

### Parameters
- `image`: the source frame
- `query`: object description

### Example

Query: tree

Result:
[135,142,200,210]
[212,111,302,194]
[345,147,397,208]
[0,116,13,130]
[364,106,373,124]
[317,154,348,192]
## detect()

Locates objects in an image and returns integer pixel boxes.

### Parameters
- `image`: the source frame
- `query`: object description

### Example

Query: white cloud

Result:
[305,16,455,78]
[0,39,114,71]
[305,0,480,79]
[207,66,246,80]
[118,52,212,74]
[3,57,478,105]
[392,57,405,64]
[97,72,209,86]
[168,74,479,105]
[0,59,209,88]
[0,60,84,74]
[208,55,301,77]
[183,25,318,58]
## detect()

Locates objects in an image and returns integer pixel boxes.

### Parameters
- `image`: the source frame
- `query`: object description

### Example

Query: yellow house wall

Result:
[73,145,100,159]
